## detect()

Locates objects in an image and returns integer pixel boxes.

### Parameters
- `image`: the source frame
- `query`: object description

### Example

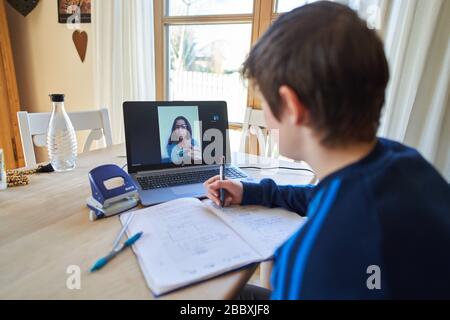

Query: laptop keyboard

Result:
[137,167,247,190]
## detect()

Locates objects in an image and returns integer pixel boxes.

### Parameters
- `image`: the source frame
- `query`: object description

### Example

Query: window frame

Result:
[153,0,275,122]
[154,0,388,122]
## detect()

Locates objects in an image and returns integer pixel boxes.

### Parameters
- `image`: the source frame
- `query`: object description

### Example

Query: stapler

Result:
[86,164,139,221]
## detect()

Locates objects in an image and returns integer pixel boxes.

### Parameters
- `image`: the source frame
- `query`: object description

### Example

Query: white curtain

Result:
[379,0,450,181]
[92,0,155,144]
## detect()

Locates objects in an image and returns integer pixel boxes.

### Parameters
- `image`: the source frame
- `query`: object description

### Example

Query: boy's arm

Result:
[241,178,315,216]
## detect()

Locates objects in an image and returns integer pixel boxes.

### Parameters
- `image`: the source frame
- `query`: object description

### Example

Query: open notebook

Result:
[120,198,307,296]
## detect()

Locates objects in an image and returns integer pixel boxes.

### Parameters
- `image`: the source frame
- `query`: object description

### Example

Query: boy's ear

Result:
[279,85,308,125]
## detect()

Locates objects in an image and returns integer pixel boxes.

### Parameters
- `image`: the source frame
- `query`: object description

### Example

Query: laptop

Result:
[123,101,250,206]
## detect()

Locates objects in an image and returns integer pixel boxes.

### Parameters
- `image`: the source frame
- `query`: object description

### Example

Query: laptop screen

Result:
[123,101,230,173]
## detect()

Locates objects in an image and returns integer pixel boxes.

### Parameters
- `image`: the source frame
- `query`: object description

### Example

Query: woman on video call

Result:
[167,116,201,164]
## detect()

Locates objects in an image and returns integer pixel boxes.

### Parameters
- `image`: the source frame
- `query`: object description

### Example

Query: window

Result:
[167,24,252,123]
[154,0,386,124]
[166,0,254,16]
[154,0,275,124]
[274,0,385,29]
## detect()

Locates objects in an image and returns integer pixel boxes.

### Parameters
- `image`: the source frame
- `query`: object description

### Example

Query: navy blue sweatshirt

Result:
[241,138,450,299]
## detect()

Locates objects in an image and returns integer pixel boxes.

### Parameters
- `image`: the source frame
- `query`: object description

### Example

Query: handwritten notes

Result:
[205,200,307,259]
[120,198,260,295]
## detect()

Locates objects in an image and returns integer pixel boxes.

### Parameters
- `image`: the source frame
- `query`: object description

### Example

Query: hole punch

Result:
[86,164,139,221]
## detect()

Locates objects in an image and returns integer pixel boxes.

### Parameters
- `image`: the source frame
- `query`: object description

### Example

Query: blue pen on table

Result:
[219,155,226,207]
[90,231,143,272]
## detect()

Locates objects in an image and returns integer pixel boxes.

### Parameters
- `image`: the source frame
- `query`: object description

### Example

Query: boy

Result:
[204,1,450,299]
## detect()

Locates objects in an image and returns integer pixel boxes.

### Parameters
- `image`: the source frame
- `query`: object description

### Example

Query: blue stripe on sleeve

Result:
[271,187,326,299]
[288,178,341,299]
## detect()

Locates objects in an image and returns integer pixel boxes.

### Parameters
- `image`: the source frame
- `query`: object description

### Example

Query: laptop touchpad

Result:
[171,184,204,196]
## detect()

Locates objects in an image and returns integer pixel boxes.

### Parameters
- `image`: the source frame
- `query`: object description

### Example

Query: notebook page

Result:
[120,198,261,296]
[203,199,307,260]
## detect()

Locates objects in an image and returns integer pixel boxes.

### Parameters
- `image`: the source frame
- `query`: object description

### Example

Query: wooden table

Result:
[0,145,315,299]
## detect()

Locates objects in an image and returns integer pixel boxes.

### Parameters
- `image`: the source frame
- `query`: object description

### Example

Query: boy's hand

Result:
[203,175,244,207]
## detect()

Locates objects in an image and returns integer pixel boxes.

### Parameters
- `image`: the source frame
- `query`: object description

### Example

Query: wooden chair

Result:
[239,107,279,158]
[17,108,113,168]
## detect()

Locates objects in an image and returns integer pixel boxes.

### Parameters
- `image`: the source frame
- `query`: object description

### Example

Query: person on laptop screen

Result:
[166,116,201,165]
[204,1,450,299]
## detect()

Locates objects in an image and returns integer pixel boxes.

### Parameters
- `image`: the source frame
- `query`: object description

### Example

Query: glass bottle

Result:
[47,94,77,172]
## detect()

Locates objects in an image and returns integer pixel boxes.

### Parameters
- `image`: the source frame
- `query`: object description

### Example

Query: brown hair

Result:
[242,1,390,146]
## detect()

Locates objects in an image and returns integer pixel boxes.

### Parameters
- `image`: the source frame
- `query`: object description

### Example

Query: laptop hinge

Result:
[135,164,221,176]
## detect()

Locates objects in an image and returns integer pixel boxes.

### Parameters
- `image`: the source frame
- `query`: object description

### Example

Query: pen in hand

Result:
[219,156,226,207]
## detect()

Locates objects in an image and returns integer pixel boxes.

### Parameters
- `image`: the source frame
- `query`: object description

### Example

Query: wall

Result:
[6,0,95,160]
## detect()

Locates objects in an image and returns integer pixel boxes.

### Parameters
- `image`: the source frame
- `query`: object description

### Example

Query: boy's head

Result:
[242,1,389,157]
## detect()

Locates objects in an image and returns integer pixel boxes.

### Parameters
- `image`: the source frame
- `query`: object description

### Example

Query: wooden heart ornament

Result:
[72,30,88,62]
[7,0,40,17]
